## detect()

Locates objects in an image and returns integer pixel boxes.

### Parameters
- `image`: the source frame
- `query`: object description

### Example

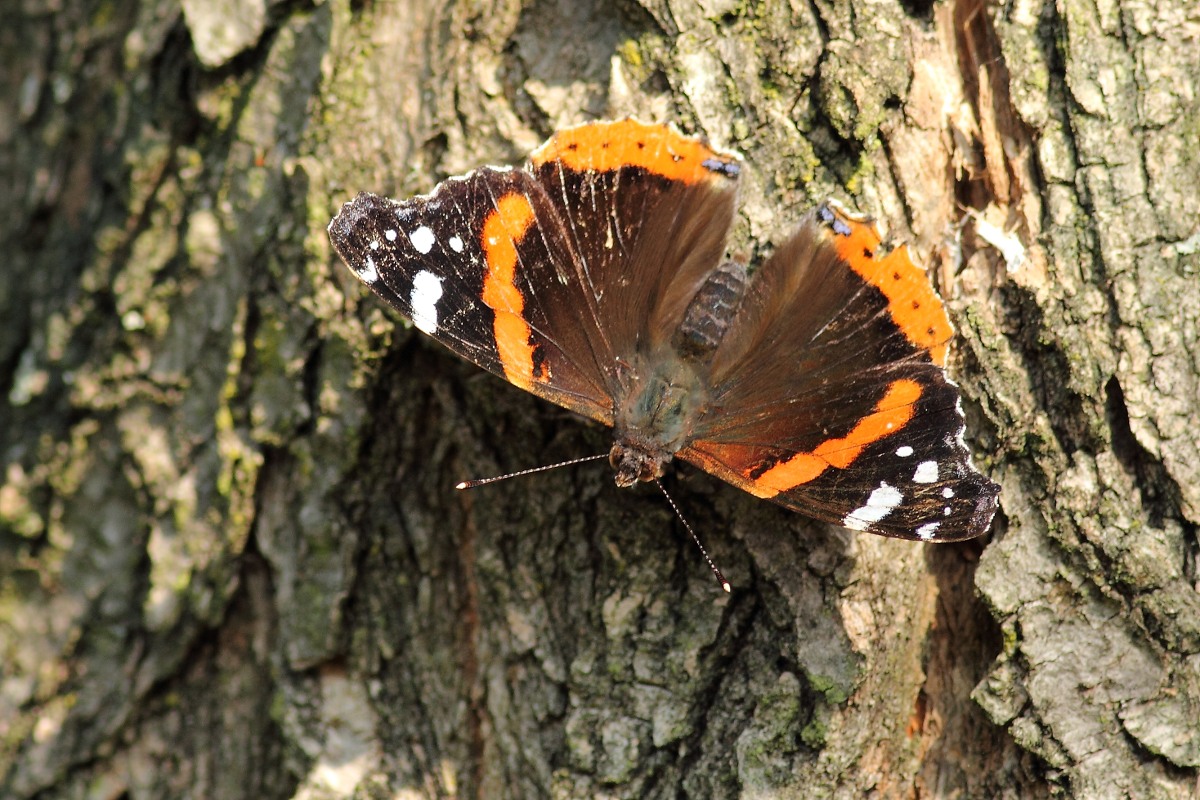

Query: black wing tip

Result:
[327,192,391,257]
[929,473,1000,542]
[329,191,385,230]
[966,476,1002,539]
[902,472,1001,543]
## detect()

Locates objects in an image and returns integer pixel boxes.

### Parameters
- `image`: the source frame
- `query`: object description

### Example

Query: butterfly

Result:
[328,119,999,559]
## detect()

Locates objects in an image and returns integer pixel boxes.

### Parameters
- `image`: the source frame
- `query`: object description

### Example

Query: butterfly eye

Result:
[608,444,622,471]
[609,444,642,487]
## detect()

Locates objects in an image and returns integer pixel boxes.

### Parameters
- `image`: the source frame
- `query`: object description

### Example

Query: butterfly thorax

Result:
[610,350,708,486]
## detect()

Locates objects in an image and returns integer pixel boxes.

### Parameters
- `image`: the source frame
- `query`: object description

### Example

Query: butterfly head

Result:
[609,441,670,488]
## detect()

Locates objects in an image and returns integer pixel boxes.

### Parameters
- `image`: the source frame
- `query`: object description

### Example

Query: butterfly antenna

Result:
[656,479,731,593]
[455,453,608,490]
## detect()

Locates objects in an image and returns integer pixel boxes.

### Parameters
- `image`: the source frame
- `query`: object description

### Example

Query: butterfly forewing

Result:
[328,168,614,424]
[528,120,742,370]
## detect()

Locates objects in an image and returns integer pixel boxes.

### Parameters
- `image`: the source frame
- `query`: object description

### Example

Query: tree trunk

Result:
[2,0,1196,798]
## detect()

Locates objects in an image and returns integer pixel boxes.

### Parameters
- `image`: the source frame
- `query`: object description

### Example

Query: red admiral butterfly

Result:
[328,120,999,553]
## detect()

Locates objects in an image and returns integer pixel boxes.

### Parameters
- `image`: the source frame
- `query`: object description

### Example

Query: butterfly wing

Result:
[328,168,614,424]
[329,121,744,427]
[527,120,742,380]
[681,202,999,540]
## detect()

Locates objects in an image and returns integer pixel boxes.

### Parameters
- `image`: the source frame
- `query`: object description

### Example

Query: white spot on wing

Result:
[843,482,903,531]
[448,235,464,253]
[358,255,378,283]
[942,487,955,498]
[410,270,444,334]
[369,239,379,250]
[913,461,939,484]
[895,445,914,458]
[410,226,436,254]
[916,522,940,540]
[385,229,397,241]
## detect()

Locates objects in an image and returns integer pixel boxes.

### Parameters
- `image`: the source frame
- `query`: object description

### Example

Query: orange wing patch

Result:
[481,192,538,389]
[529,119,739,185]
[689,379,922,498]
[827,207,953,367]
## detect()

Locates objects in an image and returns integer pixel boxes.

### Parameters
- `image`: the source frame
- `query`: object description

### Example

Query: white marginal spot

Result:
[953,404,969,450]
[943,506,952,516]
[942,487,955,499]
[409,226,436,254]
[410,270,444,334]
[368,239,380,250]
[895,445,914,458]
[843,482,903,531]
[916,522,940,541]
[358,255,378,283]
[448,235,464,253]
[913,460,939,484]
[385,229,397,242]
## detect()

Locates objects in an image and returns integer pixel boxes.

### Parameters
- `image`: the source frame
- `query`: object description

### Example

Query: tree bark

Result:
[1,0,1196,798]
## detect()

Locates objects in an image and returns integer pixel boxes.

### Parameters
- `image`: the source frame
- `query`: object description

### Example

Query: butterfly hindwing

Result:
[683,202,999,540]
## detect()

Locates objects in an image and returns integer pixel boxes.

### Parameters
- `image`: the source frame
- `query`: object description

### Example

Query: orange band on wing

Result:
[745,378,922,497]
[529,120,738,185]
[481,193,537,389]
[830,215,953,367]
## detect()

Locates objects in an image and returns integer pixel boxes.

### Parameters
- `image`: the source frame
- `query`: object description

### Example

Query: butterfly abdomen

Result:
[674,261,749,361]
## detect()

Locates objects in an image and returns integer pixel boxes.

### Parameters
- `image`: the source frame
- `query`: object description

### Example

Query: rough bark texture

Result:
[1,0,1197,798]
